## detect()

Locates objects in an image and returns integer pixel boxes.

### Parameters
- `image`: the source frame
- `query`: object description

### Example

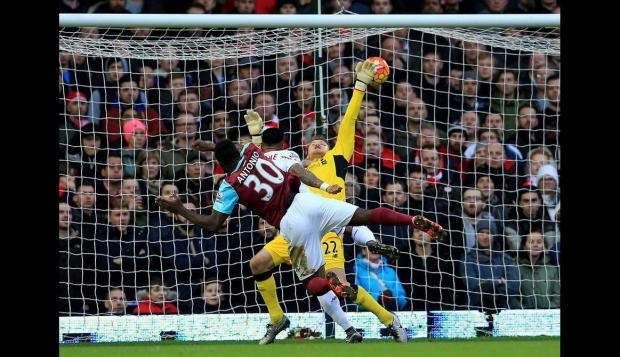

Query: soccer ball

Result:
[368,56,390,86]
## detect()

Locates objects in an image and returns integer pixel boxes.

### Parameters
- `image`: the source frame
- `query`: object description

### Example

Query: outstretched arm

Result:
[288,163,341,195]
[156,195,229,232]
[333,59,377,160]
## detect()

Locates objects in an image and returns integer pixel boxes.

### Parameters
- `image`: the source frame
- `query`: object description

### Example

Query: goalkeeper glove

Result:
[244,110,263,145]
[354,59,377,91]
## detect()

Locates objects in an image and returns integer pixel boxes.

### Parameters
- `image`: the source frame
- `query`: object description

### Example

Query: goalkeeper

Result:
[244,59,412,344]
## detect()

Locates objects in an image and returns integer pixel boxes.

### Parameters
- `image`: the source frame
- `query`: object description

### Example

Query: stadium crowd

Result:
[59,0,561,316]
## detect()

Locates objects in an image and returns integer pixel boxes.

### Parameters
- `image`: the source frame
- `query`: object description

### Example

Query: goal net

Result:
[59,18,560,329]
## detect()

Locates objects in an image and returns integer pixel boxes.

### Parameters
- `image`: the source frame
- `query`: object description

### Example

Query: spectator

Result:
[466,141,518,192]
[416,50,450,130]
[450,71,489,120]
[505,104,544,157]
[204,109,231,144]
[475,52,497,101]
[393,97,429,159]
[521,146,556,188]
[406,165,426,216]
[159,113,201,179]
[480,0,510,14]
[463,127,522,161]
[71,180,99,240]
[537,164,560,238]
[102,288,128,315]
[136,149,162,211]
[60,91,92,150]
[59,202,96,315]
[102,75,165,147]
[177,151,216,211]
[95,150,123,210]
[356,246,407,311]
[229,0,256,14]
[517,231,560,309]
[504,188,557,251]
[439,125,468,186]
[374,181,410,252]
[120,119,148,178]
[90,0,131,14]
[358,132,403,174]
[95,204,149,299]
[278,0,297,14]
[397,229,451,311]
[457,110,480,140]
[450,187,497,258]
[461,219,520,311]
[371,0,393,14]
[153,197,216,306]
[192,280,235,313]
[194,0,219,13]
[121,178,147,227]
[390,81,418,130]
[253,92,279,127]
[358,165,382,209]
[132,276,179,315]
[226,78,253,122]
[344,171,362,206]
[490,69,520,135]
[475,174,509,223]
[175,89,204,121]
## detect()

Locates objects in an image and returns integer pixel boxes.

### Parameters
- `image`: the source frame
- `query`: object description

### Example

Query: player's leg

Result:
[318,233,362,343]
[351,226,400,261]
[322,232,405,342]
[348,208,444,239]
[252,237,290,345]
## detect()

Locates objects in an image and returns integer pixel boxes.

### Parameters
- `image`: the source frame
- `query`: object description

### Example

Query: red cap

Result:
[66,91,88,103]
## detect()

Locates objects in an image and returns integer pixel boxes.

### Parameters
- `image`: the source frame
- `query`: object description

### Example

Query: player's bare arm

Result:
[288,163,342,194]
[155,194,230,232]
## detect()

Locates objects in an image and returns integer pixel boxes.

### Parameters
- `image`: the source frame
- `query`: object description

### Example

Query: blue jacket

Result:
[355,254,407,310]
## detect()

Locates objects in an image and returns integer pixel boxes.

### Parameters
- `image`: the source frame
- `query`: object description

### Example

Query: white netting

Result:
[59,26,559,60]
[59,24,560,321]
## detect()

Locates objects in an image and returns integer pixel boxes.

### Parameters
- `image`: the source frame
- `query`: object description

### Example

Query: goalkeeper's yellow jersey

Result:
[306,88,365,202]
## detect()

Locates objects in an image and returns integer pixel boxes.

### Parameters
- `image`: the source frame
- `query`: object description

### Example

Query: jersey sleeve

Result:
[332,88,365,161]
[283,151,302,171]
[239,142,251,157]
[212,180,239,215]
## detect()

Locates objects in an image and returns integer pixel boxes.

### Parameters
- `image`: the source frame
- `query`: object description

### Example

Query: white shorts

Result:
[279,191,358,280]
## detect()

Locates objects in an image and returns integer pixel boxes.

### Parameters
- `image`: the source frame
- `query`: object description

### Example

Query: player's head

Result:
[307,135,329,161]
[262,127,285,149]
[214,139,241,174]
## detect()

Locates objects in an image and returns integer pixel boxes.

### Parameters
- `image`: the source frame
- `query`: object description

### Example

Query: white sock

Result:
[317,290,352,331]
[351,226,376,246]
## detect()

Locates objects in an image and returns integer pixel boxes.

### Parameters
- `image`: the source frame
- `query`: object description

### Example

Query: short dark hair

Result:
[518,102,537,113]
[262,127,284,146]
[408,164,424,177]
[546,73,560,84]
[214,139,241,167]
[382,180,406,194]
[76,179,95,191]
[159,181,178,195]
[119,74,138,86]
